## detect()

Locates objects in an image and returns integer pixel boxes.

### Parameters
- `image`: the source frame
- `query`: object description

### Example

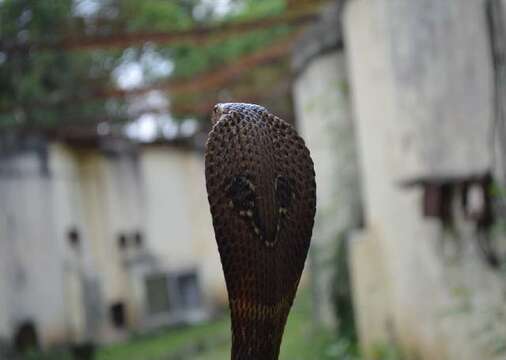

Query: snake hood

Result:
[205,102,316,360]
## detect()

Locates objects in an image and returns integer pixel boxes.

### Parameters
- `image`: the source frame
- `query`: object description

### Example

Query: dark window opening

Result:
[117,234,127,250]
[67,227,80,249]
[133,231,144,247]
[13,321,39,354]
[145,274,172,316]
[109,302,127,329]
[144,270,203,321]
[71,343,96,360]
[176,272,201,310]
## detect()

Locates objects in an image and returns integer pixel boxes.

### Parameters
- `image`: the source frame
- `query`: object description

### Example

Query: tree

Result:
[0,0,125,129]
[0,0,315,130]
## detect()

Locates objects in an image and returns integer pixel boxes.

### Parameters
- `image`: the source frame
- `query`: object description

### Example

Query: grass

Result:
[278,291,358,360]
[96,288,351,360]
[25,288,358,359]
[96,318,229,360]
[189,289,354,360]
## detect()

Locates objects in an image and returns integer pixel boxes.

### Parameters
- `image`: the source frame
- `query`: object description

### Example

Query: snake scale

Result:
[205,103,316,359]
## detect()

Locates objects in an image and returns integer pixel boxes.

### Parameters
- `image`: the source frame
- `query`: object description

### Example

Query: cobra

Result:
[205,103,316,359]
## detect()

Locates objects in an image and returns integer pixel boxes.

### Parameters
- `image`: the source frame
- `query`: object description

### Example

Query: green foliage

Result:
[145,0,289,80]
[168,25,290,79]
[97,317,229,360]
[20,349,73,360]
[0,0,124,128]
[370,343,404,360]
[279,290,357,360]
[0,0,293,128]
[233,0,286,20]
[116,0,199,32]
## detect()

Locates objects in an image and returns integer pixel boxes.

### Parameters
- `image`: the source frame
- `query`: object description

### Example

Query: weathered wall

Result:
[292,1,362,329]
[76,145,146,339]
[140,145,225,307]
[0,138,226,347]
[492,0,506,186]
[0,188,11,340]
[49,144,90,343]
[344,0,506,359]
[181,149,227,306]
[381,1,493,181]
[0,264,8,340]
[0,145,70,346]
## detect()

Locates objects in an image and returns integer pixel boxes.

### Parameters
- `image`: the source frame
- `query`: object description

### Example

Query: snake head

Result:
[211,103,268,125]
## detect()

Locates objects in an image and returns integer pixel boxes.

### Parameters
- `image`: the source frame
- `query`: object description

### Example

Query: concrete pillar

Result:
[77,143,144,340]
[490,0,506,185]
[0,142,68,347]
[292,1,362,329]
[344,0,505,359]
[0,161,11,341]
[0,216,10,341]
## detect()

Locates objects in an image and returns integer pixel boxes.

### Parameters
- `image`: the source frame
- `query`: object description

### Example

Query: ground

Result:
[97,289,355,360]
[25,288,358,360]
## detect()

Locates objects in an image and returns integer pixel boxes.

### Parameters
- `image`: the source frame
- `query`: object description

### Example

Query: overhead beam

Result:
[0,32,297,116]
[1,8,317,52]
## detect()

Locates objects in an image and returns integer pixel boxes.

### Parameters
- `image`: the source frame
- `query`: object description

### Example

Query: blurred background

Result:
[1,0,506,359]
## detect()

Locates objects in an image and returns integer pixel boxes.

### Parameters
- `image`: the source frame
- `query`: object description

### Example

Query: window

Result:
[117,234,127,250]
[133,231,144,247]
[67,227,80,249]
[14,321,39,353]
[109,302,126,329]
[145,273,172,316]
[143,269,204,323]
[176,272,201,310]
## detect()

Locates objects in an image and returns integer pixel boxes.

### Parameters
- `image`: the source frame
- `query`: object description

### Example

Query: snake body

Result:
[205,103,316,359]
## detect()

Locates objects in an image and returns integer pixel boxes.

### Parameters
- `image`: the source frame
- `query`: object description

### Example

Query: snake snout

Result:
[211,104,224,124]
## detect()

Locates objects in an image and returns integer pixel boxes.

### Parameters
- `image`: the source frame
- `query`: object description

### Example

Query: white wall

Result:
[140,145,225,306]
[77,148,146,339]
[0,140,228,347]
[294,49,362,328]
[0,149,67,346]
[49,144,92,342]
[344,0,505,359]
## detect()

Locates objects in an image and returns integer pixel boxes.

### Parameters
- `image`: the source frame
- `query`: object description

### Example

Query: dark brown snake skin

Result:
[205,103,316,360]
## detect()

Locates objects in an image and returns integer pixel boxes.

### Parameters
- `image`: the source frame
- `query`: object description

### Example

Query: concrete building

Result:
[290,0,506,358]
[0,138,72,348]
[0,134,225,351]
[292,1,362,330]
[343,2,506,357]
